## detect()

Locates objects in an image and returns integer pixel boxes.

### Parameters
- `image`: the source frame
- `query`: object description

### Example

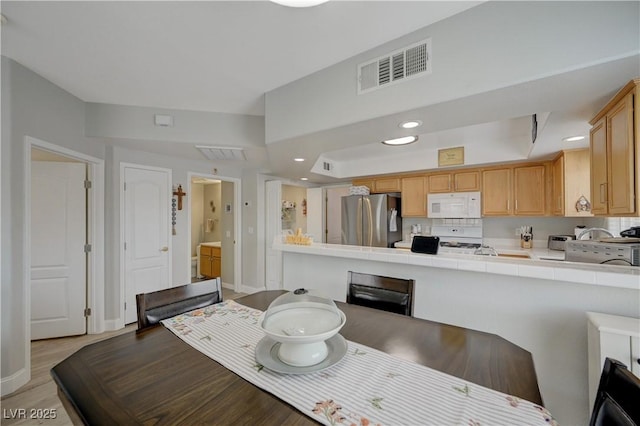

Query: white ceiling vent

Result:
[358,38,431,94]
[196,145,246,161]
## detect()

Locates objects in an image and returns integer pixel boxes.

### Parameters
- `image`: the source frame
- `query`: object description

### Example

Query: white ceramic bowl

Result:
[259,301,346,367]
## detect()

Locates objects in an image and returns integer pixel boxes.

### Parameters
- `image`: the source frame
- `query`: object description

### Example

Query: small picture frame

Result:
[225,204,232,213]
[438,147,464,167]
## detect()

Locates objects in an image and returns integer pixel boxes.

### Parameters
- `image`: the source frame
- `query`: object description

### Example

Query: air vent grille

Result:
[392,52,404,81]
[358,38,431,94]
[195,145,246,161]
[406,43,428,76]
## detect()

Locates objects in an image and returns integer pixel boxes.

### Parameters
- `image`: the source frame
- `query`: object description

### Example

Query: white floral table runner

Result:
[161,300,557,426]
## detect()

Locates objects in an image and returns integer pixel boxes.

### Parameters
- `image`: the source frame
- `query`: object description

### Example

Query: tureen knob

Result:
[293,288,308,295]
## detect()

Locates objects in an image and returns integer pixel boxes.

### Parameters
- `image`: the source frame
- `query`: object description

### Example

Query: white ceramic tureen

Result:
[259,289,346,367]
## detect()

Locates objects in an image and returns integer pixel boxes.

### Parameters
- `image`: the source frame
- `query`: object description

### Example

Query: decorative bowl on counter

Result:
[258,288,346,367]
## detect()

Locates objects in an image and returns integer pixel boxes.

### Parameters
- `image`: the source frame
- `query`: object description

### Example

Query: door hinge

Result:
[124,242,127,250]
[84,308,92,317]
[124,182,127,191]
[124,302,127,311]
[84,244,92,253]
[84,180,92,189]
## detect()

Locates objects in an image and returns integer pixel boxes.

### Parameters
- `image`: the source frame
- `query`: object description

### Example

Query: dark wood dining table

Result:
[51,290,543,425]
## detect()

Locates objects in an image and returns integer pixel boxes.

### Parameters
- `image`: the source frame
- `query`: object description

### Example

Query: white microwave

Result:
[427,191,481,218]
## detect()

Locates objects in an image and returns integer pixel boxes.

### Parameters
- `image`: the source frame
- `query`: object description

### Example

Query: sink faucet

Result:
[576,228,614,240]
[474,245,498,256]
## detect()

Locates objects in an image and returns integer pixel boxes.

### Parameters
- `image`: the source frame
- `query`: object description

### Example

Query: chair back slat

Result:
[136,278,222,331]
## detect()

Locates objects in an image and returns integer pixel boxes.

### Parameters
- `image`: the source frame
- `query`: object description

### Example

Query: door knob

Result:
[160,246,169,252]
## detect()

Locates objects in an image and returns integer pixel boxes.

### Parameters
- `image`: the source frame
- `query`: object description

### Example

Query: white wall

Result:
[265,2,639,143]
[221,181,235,286]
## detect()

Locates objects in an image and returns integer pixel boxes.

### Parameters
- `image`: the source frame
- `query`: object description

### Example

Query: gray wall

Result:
[221,181,235,285]
[203,183,222,243]
[1,57,104,383]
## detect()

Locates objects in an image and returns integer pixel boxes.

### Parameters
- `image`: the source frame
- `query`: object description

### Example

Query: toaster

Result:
[547,234,575,251]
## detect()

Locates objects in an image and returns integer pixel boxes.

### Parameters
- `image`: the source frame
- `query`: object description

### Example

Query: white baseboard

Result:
[239,285,266,294]
[103,319,125,332]
[221,282,234,290]
[1,368,29,397]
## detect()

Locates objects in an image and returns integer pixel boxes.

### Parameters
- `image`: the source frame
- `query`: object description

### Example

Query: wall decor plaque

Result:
[438,147,464,167]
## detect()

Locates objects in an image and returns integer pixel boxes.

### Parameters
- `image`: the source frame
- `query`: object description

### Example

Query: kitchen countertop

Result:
[274,239,639,290]
[393,238,565,261]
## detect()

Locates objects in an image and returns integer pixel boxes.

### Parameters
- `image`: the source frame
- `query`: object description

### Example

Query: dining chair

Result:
[589,358,640,426]
[136,277,222,331]
[346,271,414,316]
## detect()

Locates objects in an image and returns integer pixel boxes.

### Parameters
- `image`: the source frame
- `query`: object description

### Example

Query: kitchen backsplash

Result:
[402,217,607,242]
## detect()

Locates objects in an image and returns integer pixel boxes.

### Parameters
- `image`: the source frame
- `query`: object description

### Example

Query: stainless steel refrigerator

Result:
[341,194,402,248]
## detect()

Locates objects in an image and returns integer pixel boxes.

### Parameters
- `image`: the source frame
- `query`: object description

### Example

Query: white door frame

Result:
[23,136,105,388]
[186,172,242,293]
[119,162,172,327]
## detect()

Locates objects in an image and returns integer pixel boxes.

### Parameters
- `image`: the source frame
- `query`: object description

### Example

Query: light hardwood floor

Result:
[1,288,245,425]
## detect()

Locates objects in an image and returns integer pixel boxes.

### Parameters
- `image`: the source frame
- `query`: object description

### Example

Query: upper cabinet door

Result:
[607,93,635,215]
[552,154,565,215]
[374,177,401,193]
[482,168,512,216]
[514,165,546,216]
[454,171,481,192]
[427,174,452,193]
[590,118,608,215]
[401,176,427,217]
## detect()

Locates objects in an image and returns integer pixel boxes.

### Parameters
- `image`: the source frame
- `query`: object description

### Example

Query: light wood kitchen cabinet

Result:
[351,178,375,192]
[374,177,401,193]
[427,170,480,193]
[482,168,512,216]
[589,79,639,216]
[514,165,546,216]
[482,165,546,216]
[552,149,592,216]
[401,176,427,217]
[352,176,400,193]
[200,245,221,279]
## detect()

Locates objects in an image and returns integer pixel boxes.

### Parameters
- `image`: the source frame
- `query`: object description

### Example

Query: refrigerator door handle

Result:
[364,197,373,246]
[357,197,362,245]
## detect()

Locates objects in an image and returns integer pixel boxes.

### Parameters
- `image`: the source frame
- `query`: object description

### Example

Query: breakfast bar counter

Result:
[274,241,640,426]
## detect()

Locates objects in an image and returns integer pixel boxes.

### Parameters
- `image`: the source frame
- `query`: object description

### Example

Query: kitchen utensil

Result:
[620,226,640,238]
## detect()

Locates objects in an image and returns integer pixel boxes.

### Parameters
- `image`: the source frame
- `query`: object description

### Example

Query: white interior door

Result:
[31,161,86,340]
[265,180,282,290]
[124,166,171,324]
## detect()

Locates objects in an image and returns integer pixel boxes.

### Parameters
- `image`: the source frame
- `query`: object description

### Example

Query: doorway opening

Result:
[188,173,241,293]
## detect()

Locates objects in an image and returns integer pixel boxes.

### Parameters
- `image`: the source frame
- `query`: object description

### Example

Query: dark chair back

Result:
[136,278,222,331]
[589,358,640,426]
[347,271,414,316]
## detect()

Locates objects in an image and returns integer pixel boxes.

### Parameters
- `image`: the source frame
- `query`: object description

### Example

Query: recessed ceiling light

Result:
[399,120,422,129]
[294,158,305,162]
[300,177,309,181]
[271,0,329,7]
[562,136,585,142]
[382,136,418,146]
